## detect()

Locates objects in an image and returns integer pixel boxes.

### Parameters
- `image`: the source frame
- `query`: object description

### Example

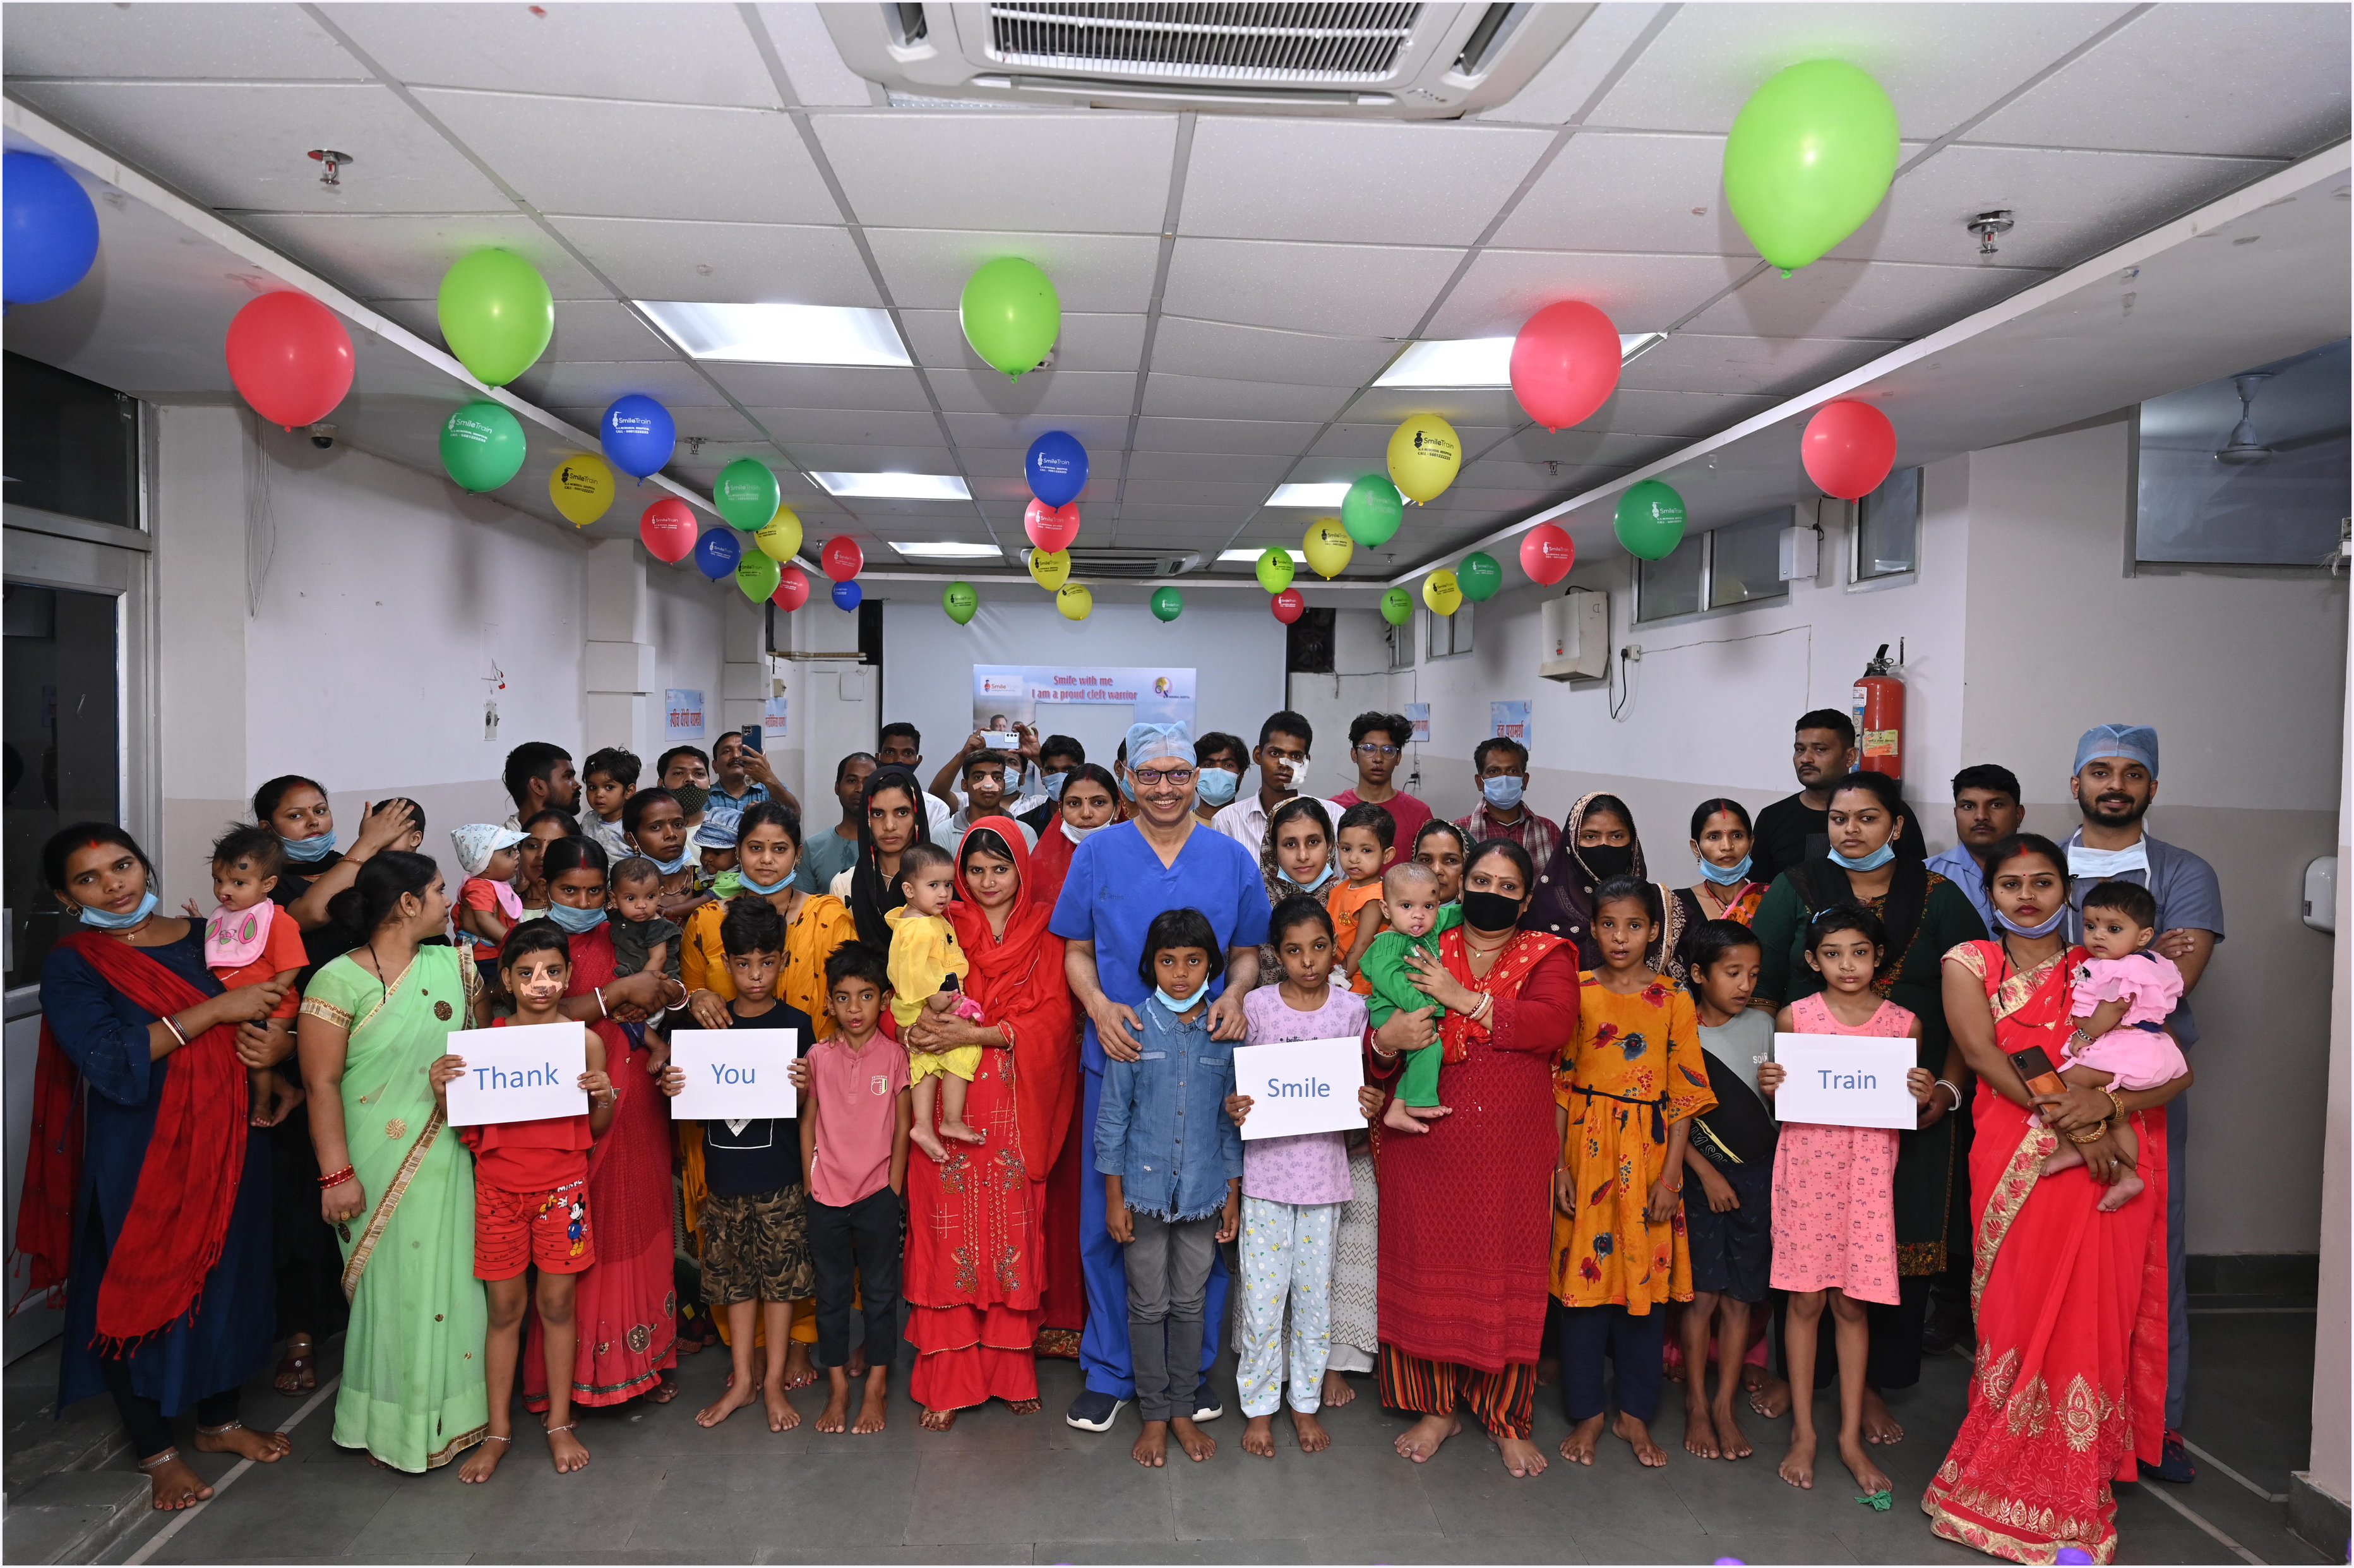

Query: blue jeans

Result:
[1078,1065,1230,1398]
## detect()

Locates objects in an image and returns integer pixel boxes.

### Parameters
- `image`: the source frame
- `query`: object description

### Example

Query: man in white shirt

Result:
[1210,710,1340,851]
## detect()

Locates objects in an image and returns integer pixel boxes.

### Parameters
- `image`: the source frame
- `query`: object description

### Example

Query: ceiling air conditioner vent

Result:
[826,1,1591,118]
[1031,547,1204,579]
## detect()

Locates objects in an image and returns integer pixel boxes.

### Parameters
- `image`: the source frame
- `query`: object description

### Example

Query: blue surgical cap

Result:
[2073,724,2158,777]
[1125,721,1195,767]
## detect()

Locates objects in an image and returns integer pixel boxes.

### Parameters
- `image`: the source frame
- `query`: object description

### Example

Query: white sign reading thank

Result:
[1231,1037,1365,1141]
[444,1022,588,1128]
[1771,1033,1918,1130]
[667,1029,799,1121]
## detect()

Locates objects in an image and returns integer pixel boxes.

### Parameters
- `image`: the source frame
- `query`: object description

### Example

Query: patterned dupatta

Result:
[1437,926,1569,1065]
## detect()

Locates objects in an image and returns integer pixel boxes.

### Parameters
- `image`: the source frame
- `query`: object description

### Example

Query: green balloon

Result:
[735,549,781,604]
[943,581,978,625]
[1341,474,1403,548]
[960,257,1061,377]
[1723,60,1899,273]
[1255,548,1296,594]
[714,458,781,533]
[1379,587,1413,626]
[1457,551,1503,602]
[1614,479,1688,561]
[1150,585,1184,623]
[439,400,526,492]
[436,249,553,386]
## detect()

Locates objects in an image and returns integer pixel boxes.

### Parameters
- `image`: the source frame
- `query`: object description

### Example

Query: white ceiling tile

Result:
[1971,4,2350,158]
[1133,417,1323,455]
[941,411,1134,452]
[1683,258,2048,340]
[1565,387,1777,438]
[1123,450,1295,484]
[415,90,840,224]
[927,368,1138,418]
[1476,4,1676,126]
[1149,318,1400,387]
[234,212,609,302]
[1421,249,1738,337]
[513,359,732,410]
[1142,375,1353,424]
[702,364,932,410]
[1342,388,1529,426]
[546,404,762,445]
[1303,423,1514,462]
[1122,479,1276,509]
[323,4,781,107]
[1465,432,1678,474]
[548,300,675,362]
[1161,239,1464,337]
[1180,117,1553,246]
[1490,131,1748,253]
[864,229,1161,312]
[900,310,1147,374]
[774,443,961,474]
[546,217,879,306]
[1616,333,1902,396]
[1587,3,2137,139]
[9,81,512,213]
[753,4,881,108]
[812,111,1178,232]
[3,3,365,79]
[740,408,948,447]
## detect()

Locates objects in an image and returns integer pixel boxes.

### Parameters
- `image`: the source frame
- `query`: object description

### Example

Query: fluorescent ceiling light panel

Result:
[1372,334,1665,388]
[1265,483,1352,507]
[890,540,1002,559]
[811,472,972,500]
[1218,548,1308,563]
[635,301,911,367]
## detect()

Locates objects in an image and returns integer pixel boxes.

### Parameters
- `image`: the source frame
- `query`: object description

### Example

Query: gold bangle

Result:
[2065,1119,2110,1145]
[2103,1087,2128,1123]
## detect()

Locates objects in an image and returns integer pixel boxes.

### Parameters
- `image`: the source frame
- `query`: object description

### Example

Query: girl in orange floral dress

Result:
[1550,877,1714,1469]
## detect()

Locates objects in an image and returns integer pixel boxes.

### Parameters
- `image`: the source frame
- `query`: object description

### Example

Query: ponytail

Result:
[325,850,439,948]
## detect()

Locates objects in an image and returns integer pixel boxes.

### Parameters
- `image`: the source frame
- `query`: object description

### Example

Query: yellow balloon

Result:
[1422,568,1463,616]
[755,505,803,562]
[1302,517,1354,580]
[1029,548,1072,590]
[1056,581,1092,621]
[1388,415,1461,505]
[549,452,614,527]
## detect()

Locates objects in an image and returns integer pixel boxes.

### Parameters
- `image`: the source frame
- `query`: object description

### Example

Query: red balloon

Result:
[1024,498,1080,553]
[225,291,354,429]
[820,535,863,583]
[1509,301,1622,433]
[1802,399,1898,501]
[771,563,810,611]
[1519,523,1576,585]
[1270,588,1306,625]
[638,497,696,563]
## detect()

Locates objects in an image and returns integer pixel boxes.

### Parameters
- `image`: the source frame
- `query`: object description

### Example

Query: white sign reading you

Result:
[667,1029,799,1120]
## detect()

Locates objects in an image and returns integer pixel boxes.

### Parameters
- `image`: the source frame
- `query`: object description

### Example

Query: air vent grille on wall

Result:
[1033,547,1205,578]
[987,3,1420,85]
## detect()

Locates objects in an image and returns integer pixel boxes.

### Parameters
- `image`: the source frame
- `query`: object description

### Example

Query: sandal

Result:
[273,1334,316,1395]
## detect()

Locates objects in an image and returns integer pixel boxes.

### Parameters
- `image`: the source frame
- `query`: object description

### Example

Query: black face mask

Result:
[1579,843,1634,880]
[1461,888,1522,933]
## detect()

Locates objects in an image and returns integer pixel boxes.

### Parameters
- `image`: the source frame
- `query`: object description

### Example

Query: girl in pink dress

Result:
[1758,905,1935,1502]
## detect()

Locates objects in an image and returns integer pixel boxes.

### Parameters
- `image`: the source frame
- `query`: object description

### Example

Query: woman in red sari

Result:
[523,837,685,1415]
[1927,833,2188,1564]
[904,818,1077,1425]
[1367,839,1577,1480]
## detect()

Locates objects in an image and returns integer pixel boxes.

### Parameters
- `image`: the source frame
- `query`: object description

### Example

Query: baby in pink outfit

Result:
[2045,880,2187,1209]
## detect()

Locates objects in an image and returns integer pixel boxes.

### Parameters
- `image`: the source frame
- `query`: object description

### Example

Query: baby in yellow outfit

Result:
[885,841,988,1162]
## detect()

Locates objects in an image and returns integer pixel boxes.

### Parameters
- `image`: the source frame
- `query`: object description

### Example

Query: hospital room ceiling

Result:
[3,2,2348,584]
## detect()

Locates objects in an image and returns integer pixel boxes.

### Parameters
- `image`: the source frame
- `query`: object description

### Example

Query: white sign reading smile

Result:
[1232,1036,1365,1141]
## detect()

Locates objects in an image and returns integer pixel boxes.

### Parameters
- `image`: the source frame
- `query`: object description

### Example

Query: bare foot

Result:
[141,1454,213,1511]
[1861,1386,1904,1444]
[1839,1431,1894,1496]
[849,1347,870,1378]
[2096,1173,2146,1212]
[816,1375,851,1434]
[273,1333,317,1394]
[910,1125,950,1163]
[1133,1418,1170,1467]
[545,1423,590,1474]
[782,1342,818,1390]
[1007,1399,1040,1415]
[457,1433,509,1483]
[940,1117,986,1146]
[1779,1430,1817,1489]
[1497,1435,1550,1477]
[1558,1413,1604,1466]
[1290,1409,1331,1453]
[1395,1413,1460,1462]
[1170,1415,1215,1461]
[1320,1368,1356,1408]
[643,1377,679,1404]
[1241,1414,1277,1458]
[1712,1399,1754,1460]
[763,1380,802,1433]
[1749,1373,1792,1419]
[1683,1394,1720,1459]
[193,1424,291,1463]
[1614,1409,1667,1468]
[696,1377,761,1428]
[920,1406,957,1431]
[1382,1099,1427,1134]
[852,1368,889,1434]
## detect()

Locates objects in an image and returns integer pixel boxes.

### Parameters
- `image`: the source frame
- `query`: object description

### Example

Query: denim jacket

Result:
[1094,998,1243,1223]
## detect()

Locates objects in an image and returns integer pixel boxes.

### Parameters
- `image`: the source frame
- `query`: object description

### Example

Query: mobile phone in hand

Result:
[741,724,763,754]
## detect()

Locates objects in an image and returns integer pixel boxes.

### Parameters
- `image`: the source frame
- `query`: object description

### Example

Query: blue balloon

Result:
[4,153,100,305]
[830,579,863,612]
[692,527,741,580]
[600,393,674,479]
[1025,429,1089,508]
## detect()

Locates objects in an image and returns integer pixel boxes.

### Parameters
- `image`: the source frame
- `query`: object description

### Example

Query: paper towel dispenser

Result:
[1540,588,1608,682]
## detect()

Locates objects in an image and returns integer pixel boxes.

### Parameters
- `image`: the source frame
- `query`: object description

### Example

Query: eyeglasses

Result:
[1133,767,1195,788]
[1354,743,1401,758]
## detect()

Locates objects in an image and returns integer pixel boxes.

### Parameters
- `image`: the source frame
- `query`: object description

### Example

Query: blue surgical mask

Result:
[1196,767,1240,808]
[2068,840,2149,878]
[1280,861,1339,895]
[646,849,692,877]
[739,869,793,896]
[545,901,608,934]
[1152,986,1200,1014]
[1481,775,1525,810]
[78,889,159,930]
[1699,854,1755,885]
[1119,772,1136,803]
[1043,771,1070,802]
[280,831,340,864]
[1996,904,2069,938]
[1828,842,1896,872]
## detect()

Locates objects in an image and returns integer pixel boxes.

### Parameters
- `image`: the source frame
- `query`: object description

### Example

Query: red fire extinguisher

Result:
[1853,642,1904,781]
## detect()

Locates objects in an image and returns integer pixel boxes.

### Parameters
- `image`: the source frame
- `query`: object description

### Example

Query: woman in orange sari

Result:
[1926,834,2189,1564]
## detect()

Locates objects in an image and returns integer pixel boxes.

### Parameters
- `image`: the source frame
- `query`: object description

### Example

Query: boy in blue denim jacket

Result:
[1096,907,1244,1468]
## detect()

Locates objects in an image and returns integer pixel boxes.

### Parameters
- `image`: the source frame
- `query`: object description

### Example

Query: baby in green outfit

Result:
[1358,861,1461,1134]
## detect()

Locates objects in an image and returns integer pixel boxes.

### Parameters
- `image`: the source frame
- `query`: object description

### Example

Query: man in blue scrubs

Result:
[1050,722,1272,1433]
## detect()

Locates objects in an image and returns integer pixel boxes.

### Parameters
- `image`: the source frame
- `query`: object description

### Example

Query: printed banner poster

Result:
[1491,700,1532,745]
[761,695,789,742]
[973,664,1195,733]
[1402,703,1431,744]
[666,688,706,739]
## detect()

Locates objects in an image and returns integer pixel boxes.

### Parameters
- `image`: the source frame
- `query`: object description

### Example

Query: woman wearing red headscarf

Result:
[903,818,1077,1427]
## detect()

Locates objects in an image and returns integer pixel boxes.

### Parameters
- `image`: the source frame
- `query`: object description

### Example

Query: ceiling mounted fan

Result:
[2214,373,2275,465]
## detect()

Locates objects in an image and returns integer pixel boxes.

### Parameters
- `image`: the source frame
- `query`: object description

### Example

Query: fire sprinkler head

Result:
[1966,210,2015,256]
[308,149,352,187]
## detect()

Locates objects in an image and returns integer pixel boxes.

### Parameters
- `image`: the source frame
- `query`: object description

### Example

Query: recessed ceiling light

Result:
[635,302,912,368]
[1372,333,1665,388]
[810,472,972,500]
[1265,484,1353,507]
[890,540,1003,559]
[1218,548,1309,563]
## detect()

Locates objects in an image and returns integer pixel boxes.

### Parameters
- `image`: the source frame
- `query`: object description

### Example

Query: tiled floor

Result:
[10,1303,2328,1565]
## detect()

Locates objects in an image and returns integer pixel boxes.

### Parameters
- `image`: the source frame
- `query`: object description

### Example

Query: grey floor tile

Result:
[143,1452,397,1562]
[907,1441,1174,1545]
[1574,1525,1861,1564]
[635,1450,919,1556]
[1167,1423,1440,1540]
[763,1549,1034,1566]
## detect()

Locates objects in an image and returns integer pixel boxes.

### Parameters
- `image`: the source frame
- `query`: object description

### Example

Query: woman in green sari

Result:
[1749,770,1987,1437]
[297,851,490,1473]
